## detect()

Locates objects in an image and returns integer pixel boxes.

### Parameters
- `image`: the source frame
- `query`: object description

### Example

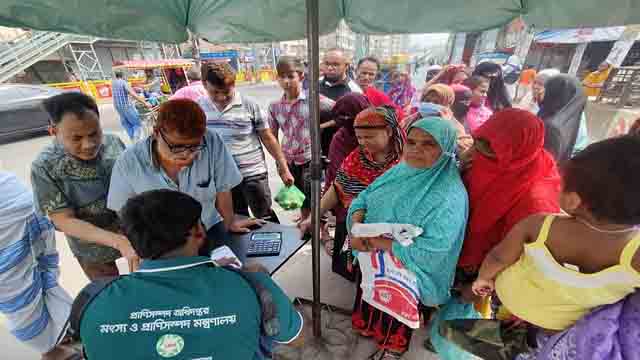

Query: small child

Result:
[473,135,640,332]
[464,75,493,134]
[267,56,334,221]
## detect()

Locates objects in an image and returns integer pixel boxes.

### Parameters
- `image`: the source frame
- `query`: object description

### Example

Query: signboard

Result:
[535,27,625,44]
[95,83,112,99]
[200,50,239,60]
[201,50,240,70]
[569,43,587,75]
[605,26,640,67]
[514,29,535,65]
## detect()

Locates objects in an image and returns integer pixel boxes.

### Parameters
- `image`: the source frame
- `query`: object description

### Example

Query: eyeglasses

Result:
[324,62,343,68]
[158,129,207,154]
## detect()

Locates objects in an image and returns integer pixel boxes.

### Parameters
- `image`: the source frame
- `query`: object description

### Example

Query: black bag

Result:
[332,221,356,282]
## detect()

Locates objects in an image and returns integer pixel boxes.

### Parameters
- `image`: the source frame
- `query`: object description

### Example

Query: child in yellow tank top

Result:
[439,136,640,360]
[472,136,640,330]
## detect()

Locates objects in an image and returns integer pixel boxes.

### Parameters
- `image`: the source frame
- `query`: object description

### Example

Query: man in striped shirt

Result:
[0,171,74,358]
[198,63,292,222]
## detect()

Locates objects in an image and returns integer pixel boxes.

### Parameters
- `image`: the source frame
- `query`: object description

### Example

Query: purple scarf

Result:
[523,291,640,360]
[388,80,416,108]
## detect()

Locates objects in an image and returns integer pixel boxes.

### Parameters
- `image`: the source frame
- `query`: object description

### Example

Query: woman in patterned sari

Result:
[299,105,404,281]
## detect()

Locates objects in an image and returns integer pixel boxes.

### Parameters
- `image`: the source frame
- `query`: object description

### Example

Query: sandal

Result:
[323,239,334,256]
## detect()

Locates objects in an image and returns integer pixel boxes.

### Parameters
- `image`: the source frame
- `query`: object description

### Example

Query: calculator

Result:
[246,232,283,257]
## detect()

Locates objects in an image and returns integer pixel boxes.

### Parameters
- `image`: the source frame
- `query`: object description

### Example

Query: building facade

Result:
[368,34,410,61]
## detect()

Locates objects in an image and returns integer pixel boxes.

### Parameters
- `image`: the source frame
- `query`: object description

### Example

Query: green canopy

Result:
[1,0,640,42]
[2,0,640,340]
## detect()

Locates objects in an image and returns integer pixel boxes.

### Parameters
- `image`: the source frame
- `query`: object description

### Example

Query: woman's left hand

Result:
[230,218,266,233]
[351,236,370,251]
[472,278,495,297]
[368,236,393,252]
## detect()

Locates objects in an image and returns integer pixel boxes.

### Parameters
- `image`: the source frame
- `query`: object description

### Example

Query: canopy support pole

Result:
[305,0,322,338]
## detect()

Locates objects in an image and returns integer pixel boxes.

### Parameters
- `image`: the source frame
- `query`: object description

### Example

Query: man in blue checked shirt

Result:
[112,71,151,140]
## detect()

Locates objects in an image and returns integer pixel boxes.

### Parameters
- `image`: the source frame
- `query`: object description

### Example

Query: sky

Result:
[409,33,450,49]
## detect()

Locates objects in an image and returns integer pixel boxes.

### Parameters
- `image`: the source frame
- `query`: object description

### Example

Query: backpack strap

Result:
[65,276,121,342]
[218,265,280,337]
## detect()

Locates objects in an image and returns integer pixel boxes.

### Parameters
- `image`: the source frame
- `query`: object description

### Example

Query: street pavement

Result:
[0,83,438,359]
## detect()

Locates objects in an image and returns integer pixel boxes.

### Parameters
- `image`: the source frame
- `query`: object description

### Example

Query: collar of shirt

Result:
[147,137,162,169]
[136,256,213,274]
[320,76,349,88]
[214,90,243,113]
[53,139,104,165]
[280,89,307,105]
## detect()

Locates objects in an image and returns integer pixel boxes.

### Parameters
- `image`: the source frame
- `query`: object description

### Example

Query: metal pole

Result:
[305,0,322,338]
[271,42,277,70]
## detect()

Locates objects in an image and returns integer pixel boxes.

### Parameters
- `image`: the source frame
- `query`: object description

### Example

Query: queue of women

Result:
[300,59,640,360]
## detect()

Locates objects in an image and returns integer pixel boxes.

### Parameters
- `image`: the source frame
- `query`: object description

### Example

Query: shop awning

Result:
[535,27,627,44]
[112,59,194,70]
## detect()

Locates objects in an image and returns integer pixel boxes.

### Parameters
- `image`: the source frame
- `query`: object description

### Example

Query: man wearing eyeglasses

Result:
[108,99,261,256]
[319,48,362,156]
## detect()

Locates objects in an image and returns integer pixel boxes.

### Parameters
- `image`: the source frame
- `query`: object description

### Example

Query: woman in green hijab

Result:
[348,117,476,359]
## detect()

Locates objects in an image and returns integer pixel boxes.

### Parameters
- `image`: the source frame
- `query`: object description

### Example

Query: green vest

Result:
[80,256,302,359]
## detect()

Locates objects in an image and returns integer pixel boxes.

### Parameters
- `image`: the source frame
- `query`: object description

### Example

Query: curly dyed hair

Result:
[155,99,206,138]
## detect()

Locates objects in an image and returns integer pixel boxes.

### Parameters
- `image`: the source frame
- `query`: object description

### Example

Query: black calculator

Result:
[246,232,283,257]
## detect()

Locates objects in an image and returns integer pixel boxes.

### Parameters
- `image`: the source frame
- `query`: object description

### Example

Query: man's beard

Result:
[325,73,342,82]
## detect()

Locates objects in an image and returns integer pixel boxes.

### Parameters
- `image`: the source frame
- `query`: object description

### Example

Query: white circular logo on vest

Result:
[156,334,184,358]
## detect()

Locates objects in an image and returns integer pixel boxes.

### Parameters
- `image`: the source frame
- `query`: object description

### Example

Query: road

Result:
[0,83,282,185]
[0,83,287,359]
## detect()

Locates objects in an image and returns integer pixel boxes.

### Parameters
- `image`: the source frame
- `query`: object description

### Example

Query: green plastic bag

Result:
[275,185,306,210]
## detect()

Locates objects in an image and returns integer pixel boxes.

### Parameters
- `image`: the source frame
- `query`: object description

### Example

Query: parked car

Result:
[0,84,62,143]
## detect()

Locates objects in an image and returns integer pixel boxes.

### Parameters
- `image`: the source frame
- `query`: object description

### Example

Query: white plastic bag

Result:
[352,222,423,329]
[358,250,421,328]
[351,223,423,247]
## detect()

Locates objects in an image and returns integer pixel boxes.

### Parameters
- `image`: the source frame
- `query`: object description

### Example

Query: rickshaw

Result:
[112,58,194,96]
[112,59,195,138]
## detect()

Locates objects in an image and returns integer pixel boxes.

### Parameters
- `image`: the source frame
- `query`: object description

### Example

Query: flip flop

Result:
[324,239,334,257]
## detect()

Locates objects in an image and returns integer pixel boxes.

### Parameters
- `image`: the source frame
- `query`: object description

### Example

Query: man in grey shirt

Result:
[198,62,293,223]
[108,99,261,255]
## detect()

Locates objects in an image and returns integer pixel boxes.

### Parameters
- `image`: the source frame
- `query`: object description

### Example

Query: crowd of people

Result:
[1,48,639,360]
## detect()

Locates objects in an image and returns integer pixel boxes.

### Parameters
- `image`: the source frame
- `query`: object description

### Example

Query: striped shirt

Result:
[0,172,72,353]
[111,78,133,111]
[268,91,335,165]
[198,92,268,177]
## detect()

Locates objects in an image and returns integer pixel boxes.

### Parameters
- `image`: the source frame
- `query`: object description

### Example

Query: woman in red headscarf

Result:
[456,108,561,296]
